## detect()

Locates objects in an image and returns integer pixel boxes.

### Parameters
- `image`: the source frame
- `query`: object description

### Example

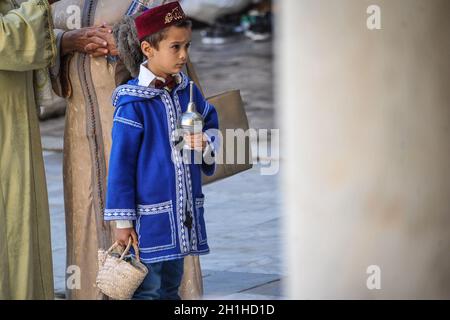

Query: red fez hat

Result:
[135,1,187,41]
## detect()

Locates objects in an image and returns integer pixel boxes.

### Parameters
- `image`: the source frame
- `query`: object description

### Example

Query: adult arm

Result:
[0,0,57,71]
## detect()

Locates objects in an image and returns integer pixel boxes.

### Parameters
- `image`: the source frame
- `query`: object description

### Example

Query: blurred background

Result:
[279,0,450,299]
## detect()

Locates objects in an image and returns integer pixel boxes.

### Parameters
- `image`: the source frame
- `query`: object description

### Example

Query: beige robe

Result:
[51,0,203,299]
[0,0,56,300]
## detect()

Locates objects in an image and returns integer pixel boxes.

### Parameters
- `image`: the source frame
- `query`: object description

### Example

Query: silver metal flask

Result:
[180,81,204,133]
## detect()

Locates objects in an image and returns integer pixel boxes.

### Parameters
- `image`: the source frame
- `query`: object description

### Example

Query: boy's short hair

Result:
[142,19,192,50]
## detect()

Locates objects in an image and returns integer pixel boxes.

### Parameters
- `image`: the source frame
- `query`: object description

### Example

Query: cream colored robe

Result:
[0,0,56,300]
[51,0,203,300]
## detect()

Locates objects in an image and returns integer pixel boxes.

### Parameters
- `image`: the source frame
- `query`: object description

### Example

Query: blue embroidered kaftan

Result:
[105,72,219,263]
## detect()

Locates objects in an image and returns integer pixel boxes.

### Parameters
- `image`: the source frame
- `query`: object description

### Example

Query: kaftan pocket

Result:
[136,200,176,253]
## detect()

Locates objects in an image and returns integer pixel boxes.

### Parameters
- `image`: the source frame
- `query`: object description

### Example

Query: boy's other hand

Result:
[115,227,138,247]
[184,133,206,151]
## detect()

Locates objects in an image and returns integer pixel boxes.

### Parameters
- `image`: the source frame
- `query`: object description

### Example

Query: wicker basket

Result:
[96,238,148,300]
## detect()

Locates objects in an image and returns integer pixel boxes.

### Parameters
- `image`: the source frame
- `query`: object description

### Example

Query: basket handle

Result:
[106,237,142,263]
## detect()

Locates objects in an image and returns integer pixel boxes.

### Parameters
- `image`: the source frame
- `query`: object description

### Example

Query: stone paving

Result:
[40,30,283,299]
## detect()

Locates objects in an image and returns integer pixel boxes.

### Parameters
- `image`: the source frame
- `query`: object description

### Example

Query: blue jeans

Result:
[133,258,184,300]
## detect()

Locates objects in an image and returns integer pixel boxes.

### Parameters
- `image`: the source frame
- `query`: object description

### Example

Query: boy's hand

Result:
[115,227,138,247]
[183,133,206,151]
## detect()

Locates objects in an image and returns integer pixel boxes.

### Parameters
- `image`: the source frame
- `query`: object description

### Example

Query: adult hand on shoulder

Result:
[61,24,118,57]
[115,227,138,248]
[84,23,119,57]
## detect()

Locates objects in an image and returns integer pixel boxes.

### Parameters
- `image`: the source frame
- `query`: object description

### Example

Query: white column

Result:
[279,0,450,299]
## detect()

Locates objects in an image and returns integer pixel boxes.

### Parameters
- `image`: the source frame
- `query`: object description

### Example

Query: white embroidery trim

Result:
[114,116,143,129]
[137,200,172,215]
[104,209,136,220]
[202,101,211,119]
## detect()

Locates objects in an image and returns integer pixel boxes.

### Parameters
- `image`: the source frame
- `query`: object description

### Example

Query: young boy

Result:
[104,2,219,300]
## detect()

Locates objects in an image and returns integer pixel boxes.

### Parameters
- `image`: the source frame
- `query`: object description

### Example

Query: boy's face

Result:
[142,26,192,78]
